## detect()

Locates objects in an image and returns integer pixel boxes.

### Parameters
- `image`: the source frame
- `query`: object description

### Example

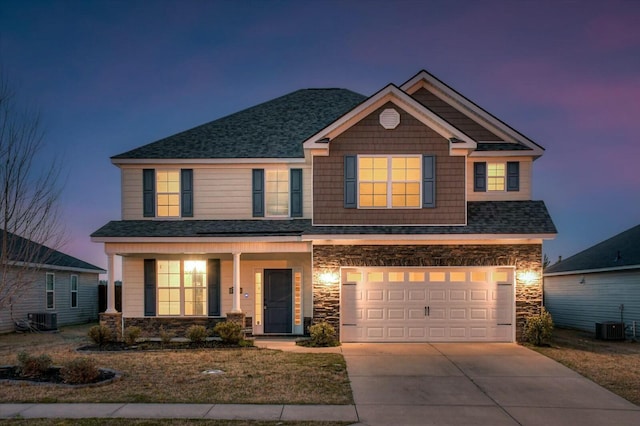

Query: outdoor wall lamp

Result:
[318,271,339,285]
[517,270,538,285]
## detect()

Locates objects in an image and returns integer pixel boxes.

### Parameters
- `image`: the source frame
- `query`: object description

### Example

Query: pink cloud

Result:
[587,12,640,51]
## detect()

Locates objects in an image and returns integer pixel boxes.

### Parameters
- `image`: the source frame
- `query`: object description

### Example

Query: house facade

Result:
[544,224,639,338]
[0,231,105,334]
[92,70,556,342]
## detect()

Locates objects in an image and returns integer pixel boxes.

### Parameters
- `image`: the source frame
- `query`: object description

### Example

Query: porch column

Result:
[105,253,117,313]
[231,252,242,313]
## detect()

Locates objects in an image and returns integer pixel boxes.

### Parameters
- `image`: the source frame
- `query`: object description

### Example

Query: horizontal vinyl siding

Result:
[467,158,532,201]
[0,269,46,333]
[0,269,99,334]
[55,273,99,326]
[544,270,640,334]
[123,257,144,317]
[120,164,311,220]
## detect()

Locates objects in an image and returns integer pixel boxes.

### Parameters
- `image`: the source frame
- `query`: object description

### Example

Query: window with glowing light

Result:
[358,156,421,208]
[265,169,289,216]
[156,170,180,217]
[487,163,505,191]
[157,260,207,316]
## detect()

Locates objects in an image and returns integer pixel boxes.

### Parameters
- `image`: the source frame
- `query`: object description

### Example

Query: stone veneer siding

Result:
[124,316,253,338]
[312,244,542,342]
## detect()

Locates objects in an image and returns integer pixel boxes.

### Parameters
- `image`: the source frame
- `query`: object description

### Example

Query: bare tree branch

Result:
[0,68,67,313]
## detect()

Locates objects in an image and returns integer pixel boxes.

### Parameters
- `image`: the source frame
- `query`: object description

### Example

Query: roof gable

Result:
[303,84,476,152]
[112,89,366,161]
[401,70,544,157]
[545,224,640,275]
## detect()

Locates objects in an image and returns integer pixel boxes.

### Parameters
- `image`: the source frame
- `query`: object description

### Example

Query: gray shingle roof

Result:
[1,230,105,272]
[545,224,640,274]
[112,89,366,159]
[91,201,556,238]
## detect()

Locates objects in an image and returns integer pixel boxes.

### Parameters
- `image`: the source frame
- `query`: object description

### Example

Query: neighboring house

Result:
[544,224,640,338]
[0,230,105,334]
[91,70,556,342]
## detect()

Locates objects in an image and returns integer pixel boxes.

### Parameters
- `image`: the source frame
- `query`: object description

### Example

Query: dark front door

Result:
[264,269,292,333]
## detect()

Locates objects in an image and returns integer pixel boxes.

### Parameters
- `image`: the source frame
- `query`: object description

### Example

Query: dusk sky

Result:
[1,0,639,277]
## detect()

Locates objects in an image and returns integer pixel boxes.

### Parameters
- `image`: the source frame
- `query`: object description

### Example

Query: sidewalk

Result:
[0,403,359,422]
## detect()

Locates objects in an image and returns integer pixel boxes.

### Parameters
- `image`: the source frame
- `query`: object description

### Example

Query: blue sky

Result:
[1,0,639,274]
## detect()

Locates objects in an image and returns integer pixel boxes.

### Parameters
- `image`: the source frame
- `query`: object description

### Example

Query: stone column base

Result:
[225,312,246,327]
[100,312,123,342]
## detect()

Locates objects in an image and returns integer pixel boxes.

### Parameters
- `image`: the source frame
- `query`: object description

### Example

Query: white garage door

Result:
[341,267,514,342]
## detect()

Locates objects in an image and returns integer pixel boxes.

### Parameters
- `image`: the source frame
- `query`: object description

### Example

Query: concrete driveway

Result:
[343,342,640,426]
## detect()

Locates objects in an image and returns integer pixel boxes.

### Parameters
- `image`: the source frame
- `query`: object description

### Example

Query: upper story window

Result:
[252,168,303,218]
[156,170,180,217]
[143,169,193,218]
[358,155,421,208]
[474,161,519,192]
[487,163,505,191]
[265,169,289,217]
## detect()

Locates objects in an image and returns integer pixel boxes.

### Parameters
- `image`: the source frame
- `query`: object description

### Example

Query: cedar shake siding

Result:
[313,102,466,225]
[411,88,502,141]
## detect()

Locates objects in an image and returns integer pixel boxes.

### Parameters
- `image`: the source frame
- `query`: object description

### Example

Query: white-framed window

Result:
[487,163,505,191]
[156,170,180,217]
[265,169,289,216]
[70,275,78,308]
[358,155,421,208]
[46,273,55,310]
[157,260,207,316]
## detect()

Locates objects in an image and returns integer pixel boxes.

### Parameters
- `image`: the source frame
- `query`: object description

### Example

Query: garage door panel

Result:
[341,267,514,342]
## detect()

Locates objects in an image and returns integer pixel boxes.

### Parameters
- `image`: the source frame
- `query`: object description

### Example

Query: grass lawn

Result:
[531,327,640,405]
[0,324,352,405]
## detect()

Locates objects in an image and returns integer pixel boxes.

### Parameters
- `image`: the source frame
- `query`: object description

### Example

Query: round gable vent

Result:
[379,108,400,129]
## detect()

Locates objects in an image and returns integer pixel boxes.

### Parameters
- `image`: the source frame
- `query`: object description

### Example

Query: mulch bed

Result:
[77,340,255,352]
[0,366,119,387]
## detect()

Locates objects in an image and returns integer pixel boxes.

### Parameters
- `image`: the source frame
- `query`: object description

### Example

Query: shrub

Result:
[123,326,142,346]
[17,351,53,378]
[88,325,113,346]
[524,308,554,346]
[214,321,244,345]
[186,325,208,343]
[60,357,100,384]
[159,325,174,345]
[309,322,339,347]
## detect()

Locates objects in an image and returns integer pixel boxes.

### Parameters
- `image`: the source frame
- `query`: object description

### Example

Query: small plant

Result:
[159,325,174,346]
[123,326,142,346]
[60,357,100,384]
[17,351,53,378]
[214,321,244,345]
[186,324,208,343]
[524,307,554,346]
[308,321,339,347]
[88,325,113,346]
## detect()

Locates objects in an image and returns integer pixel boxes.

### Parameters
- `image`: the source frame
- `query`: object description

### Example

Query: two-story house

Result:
[91,70,556,342]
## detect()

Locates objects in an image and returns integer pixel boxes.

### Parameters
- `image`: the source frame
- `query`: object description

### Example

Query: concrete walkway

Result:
[1,340,639,425]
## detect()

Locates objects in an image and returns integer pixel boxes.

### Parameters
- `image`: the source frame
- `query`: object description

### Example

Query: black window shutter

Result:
[422,155,436,208]
[290,169,303,217]
[208,259,220,316]
[344,155,357,208]
[252,169,264,217]
[143,169,155,217]
[474,162,487,192]
[143,259,156,316]
[507,162,520,192]
[181,169,193,217]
